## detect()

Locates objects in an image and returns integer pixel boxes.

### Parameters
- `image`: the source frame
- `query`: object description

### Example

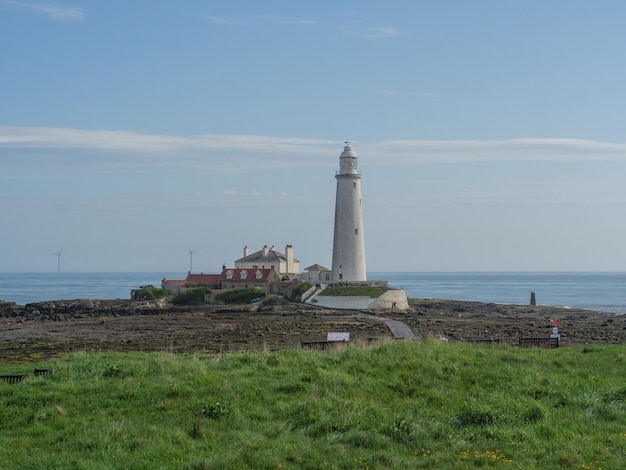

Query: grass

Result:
[321,286,387,298]
[0,341,624,469]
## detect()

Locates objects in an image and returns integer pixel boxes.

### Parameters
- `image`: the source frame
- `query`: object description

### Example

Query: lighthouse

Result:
[331,143,367,282]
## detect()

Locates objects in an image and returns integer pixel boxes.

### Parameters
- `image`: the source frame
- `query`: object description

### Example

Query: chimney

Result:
[263,245,269,256]
[243,245,249,257]
[285,244,293,274]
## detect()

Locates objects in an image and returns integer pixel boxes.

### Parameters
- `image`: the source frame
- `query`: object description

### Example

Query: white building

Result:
[331,143,367,282]
[300,264,332,284]
[234,244,300,280]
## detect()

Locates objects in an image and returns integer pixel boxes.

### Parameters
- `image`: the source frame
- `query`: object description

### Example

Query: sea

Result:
[0,272,625,314]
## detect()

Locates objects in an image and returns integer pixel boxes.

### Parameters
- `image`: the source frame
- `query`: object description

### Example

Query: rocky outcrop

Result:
[0,299,170,322]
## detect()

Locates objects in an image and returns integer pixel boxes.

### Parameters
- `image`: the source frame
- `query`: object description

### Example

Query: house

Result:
[161,278,186,293]
[161,271,220,294]
[219,266,282,290]
[300,264,332,284]
[234,244,300,279]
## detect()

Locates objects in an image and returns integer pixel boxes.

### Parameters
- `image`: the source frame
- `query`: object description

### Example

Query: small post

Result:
[530,292,536,306]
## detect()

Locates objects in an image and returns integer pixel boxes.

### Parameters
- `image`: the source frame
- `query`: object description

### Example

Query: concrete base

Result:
[312,289,409,311]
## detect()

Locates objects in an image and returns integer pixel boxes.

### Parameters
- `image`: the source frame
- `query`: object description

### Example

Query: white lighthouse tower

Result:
[331,142,367,282]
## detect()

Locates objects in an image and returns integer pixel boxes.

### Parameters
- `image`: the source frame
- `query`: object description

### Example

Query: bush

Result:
[261,295,281,305]
[289,282,312,301]
[214,287,266,305]
[172,287,210,306]
[132,285,171,301]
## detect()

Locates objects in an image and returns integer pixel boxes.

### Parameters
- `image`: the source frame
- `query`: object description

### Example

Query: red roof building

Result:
[219,267,281,289]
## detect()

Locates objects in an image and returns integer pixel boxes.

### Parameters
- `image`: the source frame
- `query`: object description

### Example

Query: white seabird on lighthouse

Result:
[331,142,367,282]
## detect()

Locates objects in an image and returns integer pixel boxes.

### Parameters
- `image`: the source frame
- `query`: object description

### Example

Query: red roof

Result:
[220,267,275,282]
[186,273,220,285]
[162,279,186,286]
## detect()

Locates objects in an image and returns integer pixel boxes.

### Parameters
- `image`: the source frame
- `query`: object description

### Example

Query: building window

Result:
[226,270,233,279]
[240,270,248,279]
[255,270,263,279]
[339,274,343,280]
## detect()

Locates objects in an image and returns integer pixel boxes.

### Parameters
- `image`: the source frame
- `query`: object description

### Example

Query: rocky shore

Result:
[1,298,624,362]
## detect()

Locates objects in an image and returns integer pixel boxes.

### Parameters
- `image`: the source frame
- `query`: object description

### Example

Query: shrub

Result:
[132,285,171,301]
[261,295,281,306]
[214,287,266,305]
[172,287,210,306]
[289,282,312,301]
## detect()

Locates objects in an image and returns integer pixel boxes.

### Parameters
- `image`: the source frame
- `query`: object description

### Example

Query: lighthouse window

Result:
[353,182,356,188]
[355,228,358,235]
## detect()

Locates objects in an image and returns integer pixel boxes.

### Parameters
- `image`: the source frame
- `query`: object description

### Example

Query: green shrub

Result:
[289,282,312,301]
[261,295,281,306]
[214,287,266,305]
[172,287,210,305]
[132,284,171,301]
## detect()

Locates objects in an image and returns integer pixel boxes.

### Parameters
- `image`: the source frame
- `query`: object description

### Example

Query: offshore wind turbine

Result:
[187,245,199,272]
[53,246,64,273]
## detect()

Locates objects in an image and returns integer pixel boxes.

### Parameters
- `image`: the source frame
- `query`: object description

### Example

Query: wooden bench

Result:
[300,340,348,351]
[0,374,28,384]
[34,368,51,376]
[519,337,559,348]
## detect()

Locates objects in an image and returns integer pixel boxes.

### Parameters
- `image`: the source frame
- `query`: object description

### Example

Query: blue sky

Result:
[1,1,626,273]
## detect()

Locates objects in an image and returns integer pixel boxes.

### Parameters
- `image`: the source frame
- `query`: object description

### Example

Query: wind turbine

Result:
[187,245,200,272]
[53,246,64,273]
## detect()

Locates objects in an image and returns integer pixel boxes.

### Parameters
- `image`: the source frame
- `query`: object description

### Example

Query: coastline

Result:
[1,297,625,362]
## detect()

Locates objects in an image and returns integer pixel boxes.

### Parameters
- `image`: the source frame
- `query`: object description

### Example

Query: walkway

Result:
[356,313,419,340]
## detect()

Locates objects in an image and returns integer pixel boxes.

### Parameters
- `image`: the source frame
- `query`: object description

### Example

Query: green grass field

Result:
[1,341,625,469]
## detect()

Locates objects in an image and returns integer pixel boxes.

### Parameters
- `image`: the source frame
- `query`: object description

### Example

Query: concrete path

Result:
[355,313,419,341]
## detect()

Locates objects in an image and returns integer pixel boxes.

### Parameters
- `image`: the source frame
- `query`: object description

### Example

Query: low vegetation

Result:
[131,284,172,301]
[214,287,266,305]
[1,341,625,468]
[323,285,387,298]
[289,281,312,301]
[171,287,210,306]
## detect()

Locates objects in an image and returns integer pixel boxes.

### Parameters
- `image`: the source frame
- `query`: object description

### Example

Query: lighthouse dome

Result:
[340,143,358,159]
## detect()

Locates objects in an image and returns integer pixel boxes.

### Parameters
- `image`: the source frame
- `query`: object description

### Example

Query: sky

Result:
[1,0,626,273]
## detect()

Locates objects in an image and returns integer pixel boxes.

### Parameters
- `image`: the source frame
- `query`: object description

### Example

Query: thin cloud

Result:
[341,25,400,39]
[410,91,440,98]
[363,26,399,38]
[375,90,439,98]
[2,126,626,176]
[202,14,317,26]
[257,14,318,25]
[361,138,626,165]
[0,0,84,21]
[376,89,399,97]
[201,15,241,26]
